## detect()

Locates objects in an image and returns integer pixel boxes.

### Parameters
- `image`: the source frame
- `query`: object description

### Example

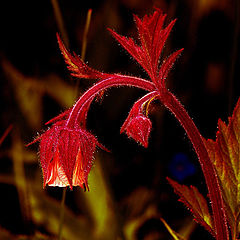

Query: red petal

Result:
[72,149,89,188]
[39,123,63,186]
[58,128,81,188]
[45,149,70,187]
[57,127,98,189]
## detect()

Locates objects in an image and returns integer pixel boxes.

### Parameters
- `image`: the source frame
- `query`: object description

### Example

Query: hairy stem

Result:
[66,75,155,127]
[158,89,229,240]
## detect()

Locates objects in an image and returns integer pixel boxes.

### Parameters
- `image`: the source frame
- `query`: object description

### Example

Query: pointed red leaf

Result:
[157,48,184,88]
[57,33,101,79]
[109,8,177,81]
[133,11,170,73]
[167,178,215,237]
[108,29,151,77]
[153,19,176,72]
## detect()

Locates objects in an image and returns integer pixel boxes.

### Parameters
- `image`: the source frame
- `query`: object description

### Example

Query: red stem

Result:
[65,66,229,240]
[158,89,229,240]
[125,91,159,115]
[66,74,155,128]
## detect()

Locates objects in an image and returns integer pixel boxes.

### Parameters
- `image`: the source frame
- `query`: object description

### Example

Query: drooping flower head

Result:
[120,92,157,147]
[29,119,102,190]
[28,7,230,240]
[55,7,183,147]
[29,8,183,190]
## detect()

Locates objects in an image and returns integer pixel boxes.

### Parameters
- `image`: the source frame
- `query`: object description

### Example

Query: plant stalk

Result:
[66,75,155,128]
[158,89,229,240]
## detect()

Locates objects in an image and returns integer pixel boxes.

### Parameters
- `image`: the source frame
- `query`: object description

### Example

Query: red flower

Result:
[29,8,229,239]
[122,115,152,148]
[30,8,182,190]
[120,92,157,147]
[31,119,100,189]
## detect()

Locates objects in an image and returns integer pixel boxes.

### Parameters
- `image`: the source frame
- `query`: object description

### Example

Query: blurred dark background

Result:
[0,0,239,239]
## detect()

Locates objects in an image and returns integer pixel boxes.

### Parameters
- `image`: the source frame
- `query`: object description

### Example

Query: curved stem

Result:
[133,91,159,117]
[136,91,159,114]
[66,75,155,127]
[158,89,229,240]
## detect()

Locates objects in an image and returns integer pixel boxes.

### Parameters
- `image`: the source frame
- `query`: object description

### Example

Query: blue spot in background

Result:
[168,153,196,182]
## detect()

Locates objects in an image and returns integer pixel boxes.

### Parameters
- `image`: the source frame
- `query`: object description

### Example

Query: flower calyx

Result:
[121,92,157,147]
[30,119,102,190]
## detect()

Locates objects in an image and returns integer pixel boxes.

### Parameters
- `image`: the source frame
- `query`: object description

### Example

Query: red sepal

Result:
[121,92,156,147]
[32,119,102,190]
[125,115,152,148]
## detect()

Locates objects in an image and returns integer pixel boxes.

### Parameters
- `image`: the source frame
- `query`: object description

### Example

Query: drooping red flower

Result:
[55,8,229,239]
[30,9,183,189]
[29,9,230,239]
[123,115,152,148]
[30,119,101,190]
[120,92,157,147]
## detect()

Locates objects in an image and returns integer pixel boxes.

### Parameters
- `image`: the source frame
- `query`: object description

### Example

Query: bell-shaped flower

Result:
[120,93,155,148]
[120,109,152,148]
[31,120,100,190]
[123,114,152,148]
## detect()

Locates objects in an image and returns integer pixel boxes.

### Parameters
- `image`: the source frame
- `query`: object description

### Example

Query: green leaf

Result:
[204,98,240,238]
